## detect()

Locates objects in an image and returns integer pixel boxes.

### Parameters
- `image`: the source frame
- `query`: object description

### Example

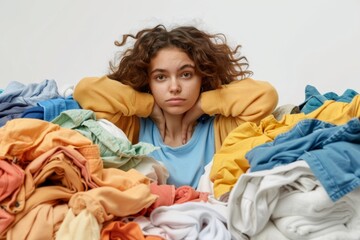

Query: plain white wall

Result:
[1,0,360,105]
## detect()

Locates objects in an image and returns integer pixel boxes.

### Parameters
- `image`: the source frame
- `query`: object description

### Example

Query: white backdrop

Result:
[1,0,360,105]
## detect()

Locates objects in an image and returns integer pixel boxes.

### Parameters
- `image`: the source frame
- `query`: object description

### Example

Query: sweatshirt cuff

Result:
[134,92,154,117]
[201,90,221,115]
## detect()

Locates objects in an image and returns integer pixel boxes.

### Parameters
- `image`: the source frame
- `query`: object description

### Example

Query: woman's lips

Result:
[166,98,185,105]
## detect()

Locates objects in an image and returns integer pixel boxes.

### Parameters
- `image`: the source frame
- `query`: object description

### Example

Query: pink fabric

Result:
[0,161,24,203]
[145,183,175,215]
[0,208,15,236]
[146,183,209,214]
[174,185,209,204]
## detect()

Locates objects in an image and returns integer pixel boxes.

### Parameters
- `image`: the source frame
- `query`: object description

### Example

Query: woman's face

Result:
[148,47,202,116]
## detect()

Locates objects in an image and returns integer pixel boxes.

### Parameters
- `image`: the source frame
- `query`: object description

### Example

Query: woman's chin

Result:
[163,108,188,116]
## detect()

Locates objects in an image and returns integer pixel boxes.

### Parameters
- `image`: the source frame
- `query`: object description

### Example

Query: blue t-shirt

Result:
[139,117,215,188]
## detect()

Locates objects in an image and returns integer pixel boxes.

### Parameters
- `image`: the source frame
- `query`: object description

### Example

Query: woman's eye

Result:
[181,72,192,78]
[155,75,166,81]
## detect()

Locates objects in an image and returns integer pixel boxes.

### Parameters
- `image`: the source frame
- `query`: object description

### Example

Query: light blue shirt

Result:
[139,117,215,188]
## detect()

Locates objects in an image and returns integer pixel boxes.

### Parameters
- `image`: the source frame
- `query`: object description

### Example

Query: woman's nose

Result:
[169,78,181,94]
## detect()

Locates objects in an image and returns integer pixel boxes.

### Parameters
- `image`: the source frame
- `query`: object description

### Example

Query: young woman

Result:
[73,24,278,188]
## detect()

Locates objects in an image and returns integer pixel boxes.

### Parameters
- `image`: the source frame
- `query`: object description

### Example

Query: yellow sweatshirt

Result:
[73,76,278,151]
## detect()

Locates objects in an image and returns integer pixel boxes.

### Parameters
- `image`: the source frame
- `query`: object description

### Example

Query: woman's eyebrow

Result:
[179,64,195,71]
[149,64,195,75]
[149,68,166,75]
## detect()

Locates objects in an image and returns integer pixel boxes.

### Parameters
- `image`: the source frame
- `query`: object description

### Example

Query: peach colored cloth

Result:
[3,145,156,236]
[56,186,157,238]
[0,119,92,167]
[75,144,154,191]
[69,186,157,223]
[101,221,163,240]
[55,208,100,240]
[2,146,93,215]
[1,145,102,237]
[0,118,158,238]
[6,203,68,240]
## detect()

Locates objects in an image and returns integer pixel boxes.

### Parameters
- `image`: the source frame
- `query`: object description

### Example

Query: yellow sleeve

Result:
[73,76,154,143]
[200,78,279,150]
[201,78,278,121]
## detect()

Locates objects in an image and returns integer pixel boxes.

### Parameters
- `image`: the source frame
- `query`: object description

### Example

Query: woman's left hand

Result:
[181,98,204,144]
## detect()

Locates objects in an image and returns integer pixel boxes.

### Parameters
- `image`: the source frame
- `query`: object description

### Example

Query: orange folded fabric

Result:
[101,221,163,240]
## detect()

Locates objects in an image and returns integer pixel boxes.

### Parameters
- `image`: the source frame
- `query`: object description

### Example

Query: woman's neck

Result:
[163,114,184,147]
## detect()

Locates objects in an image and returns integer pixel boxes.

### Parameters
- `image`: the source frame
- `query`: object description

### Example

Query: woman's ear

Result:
[144,85,151,93]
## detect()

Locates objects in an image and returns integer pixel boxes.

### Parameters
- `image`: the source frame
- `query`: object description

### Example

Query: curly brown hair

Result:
[108,24,252,92]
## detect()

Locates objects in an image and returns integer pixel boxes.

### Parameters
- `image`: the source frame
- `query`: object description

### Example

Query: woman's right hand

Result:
[150,102,166,140]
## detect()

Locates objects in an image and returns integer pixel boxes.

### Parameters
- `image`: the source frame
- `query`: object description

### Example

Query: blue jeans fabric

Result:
[20,106,44,120]
[246,117,360,201]
[299,85,358,114]
[20,96,81,121]
[37,96,81,121]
